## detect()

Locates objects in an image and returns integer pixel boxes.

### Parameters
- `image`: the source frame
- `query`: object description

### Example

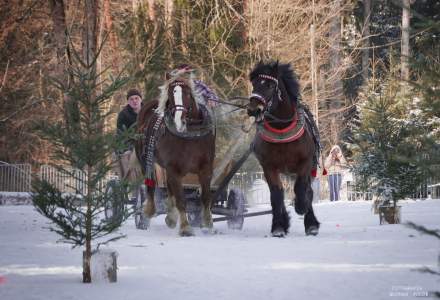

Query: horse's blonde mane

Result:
[155,71,205,115]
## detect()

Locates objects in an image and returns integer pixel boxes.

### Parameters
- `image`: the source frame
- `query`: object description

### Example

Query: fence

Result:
[39,165,89,194]
[230,171,265,192]
[346,182,373,201]
[0,163,32,192]
[0,163,433,201]
[0,163,114,194]
[230,172,296,205]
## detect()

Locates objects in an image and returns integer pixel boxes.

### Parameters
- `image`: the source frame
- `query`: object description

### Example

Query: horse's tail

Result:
[300,103,326,174]
[300,104,321,152]
[126,150,143,183]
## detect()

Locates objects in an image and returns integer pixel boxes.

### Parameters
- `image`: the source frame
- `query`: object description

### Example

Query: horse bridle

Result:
[167,81,194,119]
[250,74,300,124]
[163,80,214,138]
[250,74,283,113]
[166,80,211,126]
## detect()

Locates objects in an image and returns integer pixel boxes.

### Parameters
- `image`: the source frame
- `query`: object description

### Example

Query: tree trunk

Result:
[82,2,100,282]
[362,0,371,83]
[401,0,410,81]
[49,0,71,103]
[147,0,156,20]
[82,248,92,283]
[83,0,100,67]
[328,0,343,144]
[49,0,69,81]
[242,0,248,41]
[310,24,318,127]
[103,0,119,73]
[49,0,78,134]
[164,0,174,67]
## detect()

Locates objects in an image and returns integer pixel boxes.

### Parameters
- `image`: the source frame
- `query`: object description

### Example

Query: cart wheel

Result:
[134,185,150,230]
[187,210,202,227]
[227,188,246,230]
[104,179,127,224]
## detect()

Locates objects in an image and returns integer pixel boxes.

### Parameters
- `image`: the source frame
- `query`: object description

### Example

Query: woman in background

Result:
[325,145,347,202]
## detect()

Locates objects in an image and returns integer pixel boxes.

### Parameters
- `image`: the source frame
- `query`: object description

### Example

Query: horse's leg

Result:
[164,180,178,229]
[143,186,156,218]
[263,167,290,237]
[294,175,320,235]
[198,167,213,232]
[167,175,193,236]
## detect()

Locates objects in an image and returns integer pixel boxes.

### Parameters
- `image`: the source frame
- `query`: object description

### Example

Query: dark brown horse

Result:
[136,72,215,236]
[247,61,320,237]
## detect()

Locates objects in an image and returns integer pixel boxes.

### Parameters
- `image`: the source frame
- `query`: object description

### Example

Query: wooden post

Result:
[310,24,318,128]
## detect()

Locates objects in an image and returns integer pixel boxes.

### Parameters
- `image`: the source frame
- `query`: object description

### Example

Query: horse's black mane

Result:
[250,61,300,104]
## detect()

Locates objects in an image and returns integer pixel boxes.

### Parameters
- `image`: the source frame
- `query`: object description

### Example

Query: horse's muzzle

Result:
[248,94,266,118]
[247,106,261,118]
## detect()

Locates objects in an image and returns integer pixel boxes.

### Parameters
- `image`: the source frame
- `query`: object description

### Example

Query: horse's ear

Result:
[165,71,171,80]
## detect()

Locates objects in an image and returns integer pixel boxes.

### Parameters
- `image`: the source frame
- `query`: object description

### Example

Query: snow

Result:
[0,192,32,205]
[0,200,439,300]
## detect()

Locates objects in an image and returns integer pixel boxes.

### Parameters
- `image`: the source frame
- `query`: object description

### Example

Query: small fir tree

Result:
[410,48,440,185]
[350,76,425,205]
[32,45,131,283]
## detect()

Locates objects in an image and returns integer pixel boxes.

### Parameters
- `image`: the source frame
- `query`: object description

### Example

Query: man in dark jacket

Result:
[117,88,142,153]
[115,88,142,179]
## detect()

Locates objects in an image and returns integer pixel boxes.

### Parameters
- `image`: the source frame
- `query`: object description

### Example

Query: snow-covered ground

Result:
[0,200,439,300]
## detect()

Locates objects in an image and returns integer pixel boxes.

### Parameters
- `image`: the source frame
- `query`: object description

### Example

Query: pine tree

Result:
[350,76,425,205]
[409,13,440,189]
[32,43,131,283]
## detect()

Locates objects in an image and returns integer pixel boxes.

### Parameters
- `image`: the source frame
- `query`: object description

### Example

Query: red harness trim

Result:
[263,113,298,134]
[260,126,305,143]
[259,111,305,143]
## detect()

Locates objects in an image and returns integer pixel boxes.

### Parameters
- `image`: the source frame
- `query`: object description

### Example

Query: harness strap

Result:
[170,104,186,113]
[164,104,214,139]
[143,113,164,187]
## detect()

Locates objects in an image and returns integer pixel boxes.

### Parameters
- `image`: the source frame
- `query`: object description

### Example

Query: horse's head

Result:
[248,61,300,121]
[248,61,281,119]
[166,80,198,133]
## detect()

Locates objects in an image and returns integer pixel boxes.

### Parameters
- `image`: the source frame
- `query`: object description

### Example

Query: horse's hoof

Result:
[201,220,213,230]
[306,226,319,236]
[135,216,150,230]
[201,226,216,235]
[272,228,286,238]
[165,215,177,229]
[179,227,195,237]
[294,203,308,215]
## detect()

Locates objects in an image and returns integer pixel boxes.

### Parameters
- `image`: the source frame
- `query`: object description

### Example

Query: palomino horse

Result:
[247,61,320,237]
[136,69,215,236]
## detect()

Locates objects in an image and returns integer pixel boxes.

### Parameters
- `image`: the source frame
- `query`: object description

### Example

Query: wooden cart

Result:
[105,146,272,230]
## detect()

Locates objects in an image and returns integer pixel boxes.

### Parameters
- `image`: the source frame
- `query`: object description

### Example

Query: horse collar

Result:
[258,109,305,143]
